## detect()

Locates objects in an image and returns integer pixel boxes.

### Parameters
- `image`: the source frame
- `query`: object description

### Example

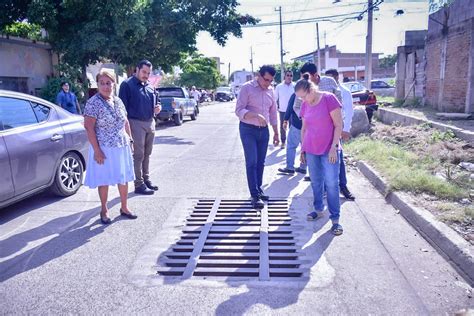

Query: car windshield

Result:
[342,82,366,93]
[157,88,184,98]
[216,87,230,92]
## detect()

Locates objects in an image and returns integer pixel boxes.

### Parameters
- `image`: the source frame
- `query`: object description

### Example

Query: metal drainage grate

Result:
[157,198,306,280]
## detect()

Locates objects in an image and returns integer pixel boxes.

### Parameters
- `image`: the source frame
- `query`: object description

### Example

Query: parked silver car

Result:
[0,90,88,209]
[370,80,395,97]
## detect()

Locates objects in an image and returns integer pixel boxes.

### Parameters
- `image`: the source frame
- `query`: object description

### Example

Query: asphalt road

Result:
[0,101,472,315]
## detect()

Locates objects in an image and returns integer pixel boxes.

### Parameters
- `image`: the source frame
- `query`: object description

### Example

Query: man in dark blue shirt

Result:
[56,82,81,114]
[119,60,161,195]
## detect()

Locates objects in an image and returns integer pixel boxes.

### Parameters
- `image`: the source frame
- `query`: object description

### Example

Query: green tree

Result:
[2,0,257,84]
[379,54,397,69]
[273,60,304,83]
[178,54,221,89]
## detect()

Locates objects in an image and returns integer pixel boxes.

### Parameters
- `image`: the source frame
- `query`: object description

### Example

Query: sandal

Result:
[331,223,343,236]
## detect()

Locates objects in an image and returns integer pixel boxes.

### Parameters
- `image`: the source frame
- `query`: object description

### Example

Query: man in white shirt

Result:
[190,86,201,103]
[274,70,295,149]
[325,69,355,201]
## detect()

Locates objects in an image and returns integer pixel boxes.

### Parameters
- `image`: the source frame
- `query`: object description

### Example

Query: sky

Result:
[196,0,429,76]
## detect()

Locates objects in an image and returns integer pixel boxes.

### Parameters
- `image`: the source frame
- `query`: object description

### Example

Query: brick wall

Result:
[425,0,474,112]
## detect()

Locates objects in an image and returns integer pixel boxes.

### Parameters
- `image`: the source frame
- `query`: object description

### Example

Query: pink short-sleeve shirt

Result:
[300,92,341,155]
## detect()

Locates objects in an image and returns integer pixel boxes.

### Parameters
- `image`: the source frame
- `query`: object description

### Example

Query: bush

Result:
[40,63,89,105]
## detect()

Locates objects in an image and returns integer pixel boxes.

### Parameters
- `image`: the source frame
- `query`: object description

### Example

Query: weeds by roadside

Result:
[346,122,473,242]
[345,137,468,200]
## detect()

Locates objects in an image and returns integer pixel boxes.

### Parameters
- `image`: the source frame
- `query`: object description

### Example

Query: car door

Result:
[0,97,65,196]
[0,135,14,202]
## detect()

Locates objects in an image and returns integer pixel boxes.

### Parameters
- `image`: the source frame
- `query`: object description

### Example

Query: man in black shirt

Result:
[119,60,161,195]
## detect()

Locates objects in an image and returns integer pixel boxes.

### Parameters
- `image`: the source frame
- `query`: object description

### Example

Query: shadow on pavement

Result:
[154,135,195,146]
[264,148,285,167]
[0,191,66,224]
[0,196,124,282]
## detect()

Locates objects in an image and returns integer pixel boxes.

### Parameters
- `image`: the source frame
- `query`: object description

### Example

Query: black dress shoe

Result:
[251,197,265,209]
[120,209,138,219]
[259,194,270,201]
[304,176,311,182]
[144,180,159,191]
[295,167,307,174]
[100,215,111,225]
[277,167,295,175]
[134,184,155,195]
[340,186,355,200]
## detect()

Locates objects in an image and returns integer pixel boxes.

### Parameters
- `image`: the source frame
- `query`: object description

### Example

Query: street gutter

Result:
[357,161,474,286]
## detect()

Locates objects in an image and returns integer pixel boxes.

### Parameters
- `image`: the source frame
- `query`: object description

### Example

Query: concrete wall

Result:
[395,45,426,100]
[405,30,427,47]
[0,36,58,94]
[425,0,474,113]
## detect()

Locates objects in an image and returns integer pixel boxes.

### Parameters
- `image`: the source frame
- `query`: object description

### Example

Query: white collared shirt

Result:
[339,83,354,132]
[274,81,295,112]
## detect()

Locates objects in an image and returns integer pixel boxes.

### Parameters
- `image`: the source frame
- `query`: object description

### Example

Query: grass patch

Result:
[377,96,395,104]
[345,137,468,200]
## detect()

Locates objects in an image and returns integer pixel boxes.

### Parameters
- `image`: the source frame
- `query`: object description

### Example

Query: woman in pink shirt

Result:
[297,75,344,235]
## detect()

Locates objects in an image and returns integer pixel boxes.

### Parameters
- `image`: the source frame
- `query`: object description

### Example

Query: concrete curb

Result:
[375,108,474,143]
[357,161,474,286]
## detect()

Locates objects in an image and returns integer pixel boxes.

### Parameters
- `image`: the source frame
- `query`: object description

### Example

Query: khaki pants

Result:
[129,119,155,188]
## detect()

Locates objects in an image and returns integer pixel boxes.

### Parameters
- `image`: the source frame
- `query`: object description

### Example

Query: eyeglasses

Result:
[99,81,114,87]
[262,77,273,83]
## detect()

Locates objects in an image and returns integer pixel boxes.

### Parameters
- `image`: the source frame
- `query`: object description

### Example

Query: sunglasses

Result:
[286,74,293,77]
[262,77,273,83]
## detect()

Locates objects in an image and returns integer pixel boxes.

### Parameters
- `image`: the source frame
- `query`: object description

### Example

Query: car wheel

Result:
[173,112,183,126]
[190,108,197,120]
[50,152,84,197]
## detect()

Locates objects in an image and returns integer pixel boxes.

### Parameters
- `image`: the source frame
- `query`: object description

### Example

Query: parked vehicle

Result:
[0,90,88,209]
[156,87,198,126]
[341,81,378,123]
[215,86,234,102]
[370,80,395,97]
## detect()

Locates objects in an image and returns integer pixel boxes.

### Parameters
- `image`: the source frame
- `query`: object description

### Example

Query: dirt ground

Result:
[349,121,474,244]
[381,104,474,132]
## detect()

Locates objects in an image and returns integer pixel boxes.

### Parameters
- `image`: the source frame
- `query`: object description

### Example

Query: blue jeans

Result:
[339,150,347,188]
[306,152,341,221]
[239,122,270,197]
[286,125,306,171]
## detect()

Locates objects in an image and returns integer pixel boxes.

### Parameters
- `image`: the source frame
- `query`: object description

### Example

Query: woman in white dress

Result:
[83,70,137,224]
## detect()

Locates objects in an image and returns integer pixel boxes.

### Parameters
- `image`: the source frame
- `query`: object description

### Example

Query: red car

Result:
[342,81,378,123]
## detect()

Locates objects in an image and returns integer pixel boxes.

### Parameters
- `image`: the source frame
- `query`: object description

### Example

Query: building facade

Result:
[292,45,383,81]
[0,36,58,95]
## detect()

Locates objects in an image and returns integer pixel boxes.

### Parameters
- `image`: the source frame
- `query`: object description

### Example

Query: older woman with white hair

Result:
[83,70,137,224]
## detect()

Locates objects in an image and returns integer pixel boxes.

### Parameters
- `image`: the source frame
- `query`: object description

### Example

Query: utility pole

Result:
[250,46,254,74]
[275,6,284,81]
[228,62,231,83]
[316,23,321,74]
[365,0,373,89]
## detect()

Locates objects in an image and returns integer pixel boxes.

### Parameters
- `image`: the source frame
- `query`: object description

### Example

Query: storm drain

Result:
[157,198,306,280]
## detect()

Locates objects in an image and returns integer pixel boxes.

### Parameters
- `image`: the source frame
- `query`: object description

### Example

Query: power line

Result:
[251,2,367,18]
[242,0,384,28]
